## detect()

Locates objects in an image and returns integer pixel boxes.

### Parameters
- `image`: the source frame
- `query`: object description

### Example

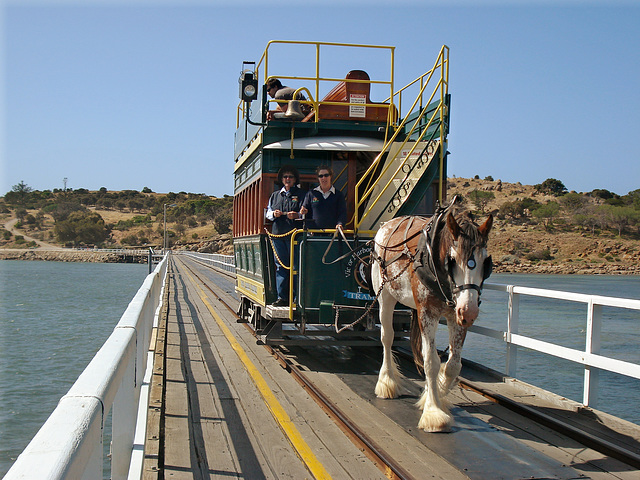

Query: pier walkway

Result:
[141,255,640,480]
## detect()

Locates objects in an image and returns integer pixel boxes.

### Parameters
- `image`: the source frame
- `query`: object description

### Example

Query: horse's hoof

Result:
[418,408,453,433]
[374,380,398,399]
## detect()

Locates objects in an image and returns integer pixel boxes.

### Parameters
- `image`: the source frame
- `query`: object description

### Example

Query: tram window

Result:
[246,243,255,273]
[235,247,242,271]
[254,244,262,275]
[243,244,250,271]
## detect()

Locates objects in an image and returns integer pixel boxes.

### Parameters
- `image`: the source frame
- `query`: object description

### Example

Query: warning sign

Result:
[349,93,366,118]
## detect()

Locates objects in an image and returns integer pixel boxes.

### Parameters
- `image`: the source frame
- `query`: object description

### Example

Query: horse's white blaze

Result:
[449,245,489,326]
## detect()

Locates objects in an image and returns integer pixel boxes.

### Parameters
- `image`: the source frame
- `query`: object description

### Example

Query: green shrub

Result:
[113,219,134,230]
[525,249,553,261]
[121,234,138,245]
[54,211,109,245]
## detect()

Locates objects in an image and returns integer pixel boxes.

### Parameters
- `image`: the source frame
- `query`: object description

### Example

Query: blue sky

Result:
[2,1,639,198]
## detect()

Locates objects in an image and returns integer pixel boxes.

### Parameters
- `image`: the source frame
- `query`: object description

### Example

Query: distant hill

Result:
[2,179,640,273]
[0,188,233,254]
[448,177,640,274]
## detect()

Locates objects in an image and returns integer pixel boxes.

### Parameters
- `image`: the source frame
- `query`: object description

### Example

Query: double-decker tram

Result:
[233,41,450,344]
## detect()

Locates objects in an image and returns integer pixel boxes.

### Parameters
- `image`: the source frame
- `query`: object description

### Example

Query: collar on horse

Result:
[412,195,492,307]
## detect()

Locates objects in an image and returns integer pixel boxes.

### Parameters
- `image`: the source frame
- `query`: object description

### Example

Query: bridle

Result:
[413,196,492,307]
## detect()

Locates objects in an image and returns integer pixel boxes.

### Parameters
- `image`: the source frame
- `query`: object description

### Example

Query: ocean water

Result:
[1,262,639,476]
[445,273,640,426]
[0,260,149,477]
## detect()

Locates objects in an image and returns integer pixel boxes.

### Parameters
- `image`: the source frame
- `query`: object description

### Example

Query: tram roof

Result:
[263,136,385,152]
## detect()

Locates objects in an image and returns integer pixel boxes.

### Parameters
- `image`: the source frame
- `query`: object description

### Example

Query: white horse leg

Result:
[439,320,466,397]
[375,288,400,399]
[416,311,453,432]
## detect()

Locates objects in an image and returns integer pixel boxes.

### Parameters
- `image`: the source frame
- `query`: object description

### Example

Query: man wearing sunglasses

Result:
[266,166,305,307]
[300,165,347,231]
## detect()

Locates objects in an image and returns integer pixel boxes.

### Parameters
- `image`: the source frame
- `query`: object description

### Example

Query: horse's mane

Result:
[436,205,488,262]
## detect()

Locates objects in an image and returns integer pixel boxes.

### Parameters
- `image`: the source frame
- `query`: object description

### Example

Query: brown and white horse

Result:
[371,200,493,432]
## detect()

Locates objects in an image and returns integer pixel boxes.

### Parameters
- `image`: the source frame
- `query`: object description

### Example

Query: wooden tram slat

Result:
[164,266,309,478]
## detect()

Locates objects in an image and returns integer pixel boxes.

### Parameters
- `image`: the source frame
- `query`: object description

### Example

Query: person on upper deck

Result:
[266,166,305,306]
[300,165,347,231]
[266,78,309,120]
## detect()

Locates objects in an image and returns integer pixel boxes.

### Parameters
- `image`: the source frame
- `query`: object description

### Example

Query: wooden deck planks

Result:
[144,258,640,480]
[151,259,386,479]
[451,376,640,480]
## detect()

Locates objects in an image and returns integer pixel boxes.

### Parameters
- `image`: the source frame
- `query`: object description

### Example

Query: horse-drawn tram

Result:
[8,41,640,480]
[234,41,453,345]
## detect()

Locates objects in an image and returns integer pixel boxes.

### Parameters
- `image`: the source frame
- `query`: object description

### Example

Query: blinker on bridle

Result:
[445,252,493,305]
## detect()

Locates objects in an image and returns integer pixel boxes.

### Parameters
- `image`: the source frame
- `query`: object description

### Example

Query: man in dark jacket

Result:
[266,166,305,306]
[300,165,347,230]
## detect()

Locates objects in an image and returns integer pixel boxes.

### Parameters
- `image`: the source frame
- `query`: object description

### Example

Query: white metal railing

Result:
[5,256,169,480]
[176,251,236,274]
[468,282,640,408]
[71,248,153,255]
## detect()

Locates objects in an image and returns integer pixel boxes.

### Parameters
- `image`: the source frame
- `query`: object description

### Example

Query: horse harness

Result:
[374,196,492,307]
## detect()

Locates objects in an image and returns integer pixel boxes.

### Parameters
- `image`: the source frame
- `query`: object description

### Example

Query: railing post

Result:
[110,354,137,480]
[505,286,519,378]
[584,300,602,407]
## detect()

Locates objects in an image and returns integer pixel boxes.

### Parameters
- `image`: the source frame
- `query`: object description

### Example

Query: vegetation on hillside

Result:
[459,176,640,235]
[2,176,640,268]
[1,183,233,249]
[450,175,640,270]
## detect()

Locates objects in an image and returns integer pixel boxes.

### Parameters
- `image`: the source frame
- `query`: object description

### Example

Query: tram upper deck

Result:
[233,41,451,237]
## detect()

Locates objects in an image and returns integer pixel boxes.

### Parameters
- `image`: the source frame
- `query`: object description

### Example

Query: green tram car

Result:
[234,41,450,344]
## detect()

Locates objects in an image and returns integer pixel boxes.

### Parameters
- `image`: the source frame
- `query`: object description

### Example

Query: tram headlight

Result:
[243,83,257,100]
[239,69,258,103]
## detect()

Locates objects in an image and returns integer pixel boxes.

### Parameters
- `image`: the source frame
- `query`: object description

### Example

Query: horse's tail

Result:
[410,309,424,374]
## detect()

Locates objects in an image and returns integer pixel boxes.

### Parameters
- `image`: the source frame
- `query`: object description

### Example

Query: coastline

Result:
[0,249,148,263]
[494,259,640,275]
[2,248,639,275]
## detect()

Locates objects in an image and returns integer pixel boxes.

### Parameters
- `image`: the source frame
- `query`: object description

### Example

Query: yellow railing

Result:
[354,45,449,231]
[236,40,396,129]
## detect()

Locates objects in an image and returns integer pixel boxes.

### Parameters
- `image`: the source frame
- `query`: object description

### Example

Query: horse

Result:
[371,197,493,432]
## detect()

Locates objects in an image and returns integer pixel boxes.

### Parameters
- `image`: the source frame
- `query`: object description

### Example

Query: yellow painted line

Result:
[183,270,332,480]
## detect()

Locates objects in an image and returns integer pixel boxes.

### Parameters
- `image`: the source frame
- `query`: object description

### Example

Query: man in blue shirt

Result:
[300,165,347,231]
[266,166,305,306]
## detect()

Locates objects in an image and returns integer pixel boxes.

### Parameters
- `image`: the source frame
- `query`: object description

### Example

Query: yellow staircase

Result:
[355,46,449,233]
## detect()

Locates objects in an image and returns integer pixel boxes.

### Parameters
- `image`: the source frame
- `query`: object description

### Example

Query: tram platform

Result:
[142,256,640,479]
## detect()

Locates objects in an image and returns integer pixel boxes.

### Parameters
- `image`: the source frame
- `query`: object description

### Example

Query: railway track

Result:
[177,255,412,479]
[173,255,640,479]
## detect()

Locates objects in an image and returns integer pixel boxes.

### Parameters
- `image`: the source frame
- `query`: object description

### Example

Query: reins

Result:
[321,227,368,265]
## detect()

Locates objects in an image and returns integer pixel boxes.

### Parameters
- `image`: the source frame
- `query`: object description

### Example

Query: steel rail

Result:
[458,378,640,469]
[177,257,414,480]
[391,348,640,470]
